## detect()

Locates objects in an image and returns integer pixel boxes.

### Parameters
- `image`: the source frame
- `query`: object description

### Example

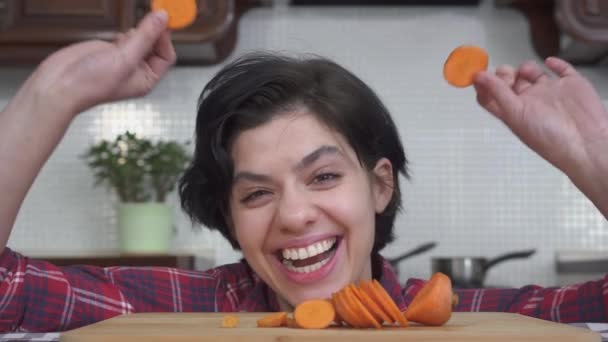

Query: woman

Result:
[0,11,606,332]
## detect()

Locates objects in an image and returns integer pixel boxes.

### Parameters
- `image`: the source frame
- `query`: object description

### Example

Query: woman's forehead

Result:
[230,112,355,169]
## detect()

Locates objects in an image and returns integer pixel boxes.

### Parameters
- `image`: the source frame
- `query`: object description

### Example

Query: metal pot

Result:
[432,249,536,288]
[387,242,437,277]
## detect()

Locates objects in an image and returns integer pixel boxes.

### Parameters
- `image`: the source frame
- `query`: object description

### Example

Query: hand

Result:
[29,10,176,115]
[473,57,608,177]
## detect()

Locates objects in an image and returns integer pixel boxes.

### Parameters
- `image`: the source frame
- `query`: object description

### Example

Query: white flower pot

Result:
[118,203,173,254]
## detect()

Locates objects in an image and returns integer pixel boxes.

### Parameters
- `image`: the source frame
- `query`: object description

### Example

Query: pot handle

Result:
[388,242,437,267]
[483,249,536,272]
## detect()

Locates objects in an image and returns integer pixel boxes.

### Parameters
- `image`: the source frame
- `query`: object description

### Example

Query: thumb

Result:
[473,71,523,126]
[119,11,169,67]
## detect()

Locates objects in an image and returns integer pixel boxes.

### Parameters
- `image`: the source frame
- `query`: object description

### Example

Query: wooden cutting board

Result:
[60,312,600,342]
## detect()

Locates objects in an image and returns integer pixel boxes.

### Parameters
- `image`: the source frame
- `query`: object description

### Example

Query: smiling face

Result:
[228,108,394,308]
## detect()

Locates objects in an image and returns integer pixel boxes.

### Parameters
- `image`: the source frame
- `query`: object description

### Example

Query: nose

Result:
[275,184,319,233]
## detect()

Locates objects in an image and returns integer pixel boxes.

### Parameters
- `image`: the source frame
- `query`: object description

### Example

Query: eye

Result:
[312,172,341,184]
[240,189,270,204]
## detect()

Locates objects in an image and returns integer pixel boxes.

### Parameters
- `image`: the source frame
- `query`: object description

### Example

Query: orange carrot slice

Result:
[344,286,382,329]
[352,283,391,324]
[360,280,395,324]
[256,312,288,328]
[342,290,368,328]
[151,0,197,30]
[294,299,336,329]
[329,297,344,325]
[286,316,300,328]
[404,272,453,326]
[221,314,239,328]
[443,45,489,87]
[370,280,409,327]
[334,292,362,328]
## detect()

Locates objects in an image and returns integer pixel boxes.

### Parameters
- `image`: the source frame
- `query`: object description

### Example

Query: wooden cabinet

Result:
[0,0,259,65]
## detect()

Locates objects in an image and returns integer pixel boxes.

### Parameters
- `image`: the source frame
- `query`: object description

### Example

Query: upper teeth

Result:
[282,237,336,260]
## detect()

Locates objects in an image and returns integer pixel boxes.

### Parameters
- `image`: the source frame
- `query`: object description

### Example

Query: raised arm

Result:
[0,11,176,253]
[473,58,608,218]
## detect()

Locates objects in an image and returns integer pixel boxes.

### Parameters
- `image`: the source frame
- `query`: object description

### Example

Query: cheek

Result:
[325,179,377,239]
[231,205,274,254]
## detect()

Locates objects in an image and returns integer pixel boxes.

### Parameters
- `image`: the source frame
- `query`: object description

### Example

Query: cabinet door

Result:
[0,0,135,42]
[0,0,134,64]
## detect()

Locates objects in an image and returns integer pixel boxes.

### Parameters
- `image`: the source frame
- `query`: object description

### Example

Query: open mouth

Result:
[277,237,340,274]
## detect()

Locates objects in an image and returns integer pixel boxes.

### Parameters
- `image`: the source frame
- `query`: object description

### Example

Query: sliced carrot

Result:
[286,317,300,328]
[256,312,288,328]
[370,280,409,327]
[334,292,362,328]
[404,272,453,326]
[294,299,336,329]
[351,283,390,325]
[360,280,395,324]
[340,287,370,328]
[221,314,239,328]
[443,45,489,87]
[329,297,344,325]
[452,293,460,309]
[344,286,382,329]
[151,0,197,30]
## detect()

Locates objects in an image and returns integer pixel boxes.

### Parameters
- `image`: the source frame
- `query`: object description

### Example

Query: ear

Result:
[371,158,394,213]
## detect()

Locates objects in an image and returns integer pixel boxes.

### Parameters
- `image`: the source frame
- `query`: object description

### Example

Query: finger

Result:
[517,60,549,84]
[146,30,177,77]
[495,64,516,87]
[474,82,501,115]
[473,71,523,125]
[119,10,168,68]
[545,56,579,78]
[513,73,532,94]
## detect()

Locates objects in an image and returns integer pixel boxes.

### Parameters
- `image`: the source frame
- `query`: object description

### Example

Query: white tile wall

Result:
[1,1,607,287]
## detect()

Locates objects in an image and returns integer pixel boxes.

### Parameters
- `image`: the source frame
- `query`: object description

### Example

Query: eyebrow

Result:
[294,145,341,172]
[232,145,342,184]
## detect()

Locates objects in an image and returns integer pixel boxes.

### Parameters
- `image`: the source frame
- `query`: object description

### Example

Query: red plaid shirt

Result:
[0,247,606,332]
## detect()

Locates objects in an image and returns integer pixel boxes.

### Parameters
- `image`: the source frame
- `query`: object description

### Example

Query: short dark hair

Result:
[179,52,408,254]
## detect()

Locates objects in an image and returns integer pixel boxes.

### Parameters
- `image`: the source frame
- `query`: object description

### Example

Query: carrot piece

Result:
[404,272,453,326]
[329,297,344,325]
[294,299,336,329]
[352,283,390,324]
[452,293,460,309]
[334,292,362,328]
[443,45,489,87]
[286,317,300,328]
[370,280,409,327]
[151,0,197,30]
[221,314,239,328]
[344,286,382,329]
[360,280,394,324]
[339,287,369,328]
[256,312,288,328]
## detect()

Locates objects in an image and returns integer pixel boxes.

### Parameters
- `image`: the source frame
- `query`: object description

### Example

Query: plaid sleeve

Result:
[0,248,227,332]
[403,275,608,323]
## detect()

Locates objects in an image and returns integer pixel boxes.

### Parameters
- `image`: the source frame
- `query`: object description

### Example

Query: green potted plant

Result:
[82,131,191,254]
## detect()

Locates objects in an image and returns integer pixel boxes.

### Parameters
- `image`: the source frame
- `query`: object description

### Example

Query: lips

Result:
[274,236,342,281]
[281,237,337,268]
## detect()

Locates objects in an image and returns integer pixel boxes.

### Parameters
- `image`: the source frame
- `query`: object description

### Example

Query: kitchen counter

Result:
[556,250,608,286]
